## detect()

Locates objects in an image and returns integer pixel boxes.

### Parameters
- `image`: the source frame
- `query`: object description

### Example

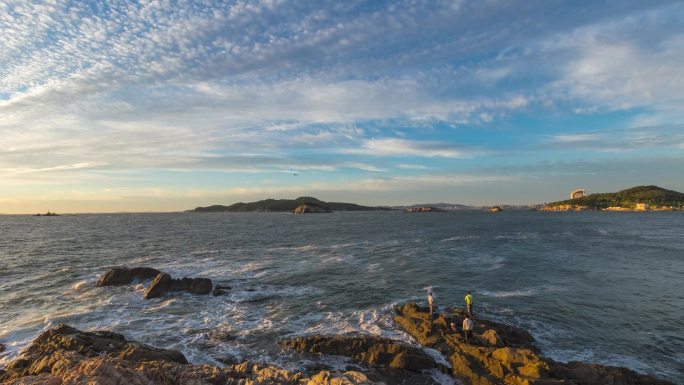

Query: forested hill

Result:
[190,197,392,212]
[546,185,684,209]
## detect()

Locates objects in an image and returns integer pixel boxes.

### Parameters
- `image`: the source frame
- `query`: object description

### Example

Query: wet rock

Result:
[550,361,673,385]
[0,343,5,353]
[143,272,213,299]
[97,266,161,286]
[393,302,674,385]
[208,329,234,342]
[281,335,437,372]
[212,284,231,296]
[214,355,240,366]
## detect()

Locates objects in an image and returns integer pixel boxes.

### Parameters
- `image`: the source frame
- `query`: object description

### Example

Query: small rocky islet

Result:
[0,267,675,385]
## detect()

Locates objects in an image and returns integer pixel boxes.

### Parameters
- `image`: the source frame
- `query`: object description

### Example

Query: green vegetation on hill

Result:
[190,197,392,212]
[547,185,684,209]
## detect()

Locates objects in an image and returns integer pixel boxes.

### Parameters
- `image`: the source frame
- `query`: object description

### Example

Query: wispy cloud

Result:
[341,138,477,158]
[1,1,683,211]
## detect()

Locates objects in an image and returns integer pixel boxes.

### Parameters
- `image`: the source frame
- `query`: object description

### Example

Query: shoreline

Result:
[0,302,675,385]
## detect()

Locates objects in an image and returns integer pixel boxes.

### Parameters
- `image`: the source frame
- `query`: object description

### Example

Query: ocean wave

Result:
[495,232,539,240]
[71,280,89,290]
[480,288,537,297]
[440,235,480,242]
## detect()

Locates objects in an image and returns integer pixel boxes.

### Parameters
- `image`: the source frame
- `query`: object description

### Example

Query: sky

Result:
[1,0,683,213]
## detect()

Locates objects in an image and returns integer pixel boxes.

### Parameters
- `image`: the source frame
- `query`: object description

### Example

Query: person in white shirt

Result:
[427,291,434,316]
[462,314,474,344]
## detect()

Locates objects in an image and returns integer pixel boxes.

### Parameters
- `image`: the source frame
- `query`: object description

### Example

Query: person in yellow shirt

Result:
[465,291,473,316]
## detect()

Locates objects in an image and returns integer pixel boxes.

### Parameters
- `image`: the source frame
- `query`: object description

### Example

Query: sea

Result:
[0,211,682,383]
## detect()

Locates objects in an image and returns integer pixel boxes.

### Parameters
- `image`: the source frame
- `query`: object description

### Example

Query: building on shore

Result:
[570,189,586,199]
[635,203,650,211]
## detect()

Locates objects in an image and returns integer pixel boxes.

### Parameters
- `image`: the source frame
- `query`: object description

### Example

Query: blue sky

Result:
[1,0,683,213]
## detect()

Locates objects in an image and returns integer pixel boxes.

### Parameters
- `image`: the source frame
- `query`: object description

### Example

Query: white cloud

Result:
[1,162,107,175]
[341,138,475,158]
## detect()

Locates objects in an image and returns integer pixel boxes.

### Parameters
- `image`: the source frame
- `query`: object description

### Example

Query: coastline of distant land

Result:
[188,196,393,213]
[542,185,684,211]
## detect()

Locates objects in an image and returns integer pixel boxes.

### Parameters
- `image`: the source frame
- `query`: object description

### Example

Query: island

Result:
[34,211,60,216]
[189,196,392,213]
[542,185,684,211]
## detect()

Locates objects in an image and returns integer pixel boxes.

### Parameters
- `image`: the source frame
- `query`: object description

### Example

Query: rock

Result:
[292,204,332,214]
[393,302,674,385]
[0,324,186,381]
[143,272,213,299]
[0,325,387,385]
[550,361,674,385]
[480,329,504,347]
[97,266,162,286]
[308,370,378,385]
[0,343,5,353]
[212,284,231,296]
[280,335,436,372]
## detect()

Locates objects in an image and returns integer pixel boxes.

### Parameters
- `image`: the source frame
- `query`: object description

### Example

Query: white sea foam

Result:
[427,368,462,385]
[480,288,537,297]
[71,280,89,290]
[495,232,539,240]
[440,235,480,242]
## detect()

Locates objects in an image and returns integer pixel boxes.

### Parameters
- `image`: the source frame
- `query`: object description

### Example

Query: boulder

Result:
[0,343,5,353]
[280,335,437,372]
[97,267,162,286]
[143,273,213,299]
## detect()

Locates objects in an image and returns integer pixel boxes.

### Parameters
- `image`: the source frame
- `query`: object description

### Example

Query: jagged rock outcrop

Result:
[0,323,186,382]
[0,325,383,385]
[281,335,437,372]
[97,266,162,286]
[144,272,213,299]
[393,302,674,385]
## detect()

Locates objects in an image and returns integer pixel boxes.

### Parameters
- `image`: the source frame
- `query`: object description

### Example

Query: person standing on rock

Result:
[465,291,473,316]
[462,314,474,344]
[427,290,434,316]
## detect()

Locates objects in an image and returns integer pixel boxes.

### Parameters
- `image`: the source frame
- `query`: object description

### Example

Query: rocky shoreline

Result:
[0,300,674,385]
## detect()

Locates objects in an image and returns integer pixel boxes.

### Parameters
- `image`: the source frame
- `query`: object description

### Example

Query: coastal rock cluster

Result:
[1,288,674,385]
[0,324,380,385]
[97,266,220,299]
[392,303,673,385]
[280,335,439,373]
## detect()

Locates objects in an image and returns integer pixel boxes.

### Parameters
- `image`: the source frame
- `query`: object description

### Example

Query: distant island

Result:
[189,196,392,213]
[34,211,60,216]
[543,185,684,211]
[394,203,476,211]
